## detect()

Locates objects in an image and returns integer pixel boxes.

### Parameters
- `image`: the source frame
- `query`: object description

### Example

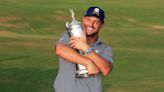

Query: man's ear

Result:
[100,22,104,27]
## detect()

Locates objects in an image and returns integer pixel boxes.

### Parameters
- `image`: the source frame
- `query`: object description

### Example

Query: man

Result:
[54,6,114,92]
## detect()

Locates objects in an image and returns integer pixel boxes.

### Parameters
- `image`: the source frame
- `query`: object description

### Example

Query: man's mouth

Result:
[87,27,94,31]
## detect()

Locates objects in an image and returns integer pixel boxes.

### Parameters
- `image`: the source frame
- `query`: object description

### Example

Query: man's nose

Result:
[88,21,94,27]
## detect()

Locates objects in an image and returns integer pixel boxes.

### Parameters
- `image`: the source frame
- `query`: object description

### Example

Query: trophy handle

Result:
[66,22,70,30]
[66,22,71,37]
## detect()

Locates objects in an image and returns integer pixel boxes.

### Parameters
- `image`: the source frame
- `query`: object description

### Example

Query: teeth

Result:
[87,27,93,30]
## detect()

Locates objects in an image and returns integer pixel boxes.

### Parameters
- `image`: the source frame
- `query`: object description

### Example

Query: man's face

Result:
[83,16,103,37]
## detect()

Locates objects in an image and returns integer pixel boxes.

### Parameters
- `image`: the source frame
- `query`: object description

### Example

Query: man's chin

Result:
[86,31,98,37]
[86,33,96,37]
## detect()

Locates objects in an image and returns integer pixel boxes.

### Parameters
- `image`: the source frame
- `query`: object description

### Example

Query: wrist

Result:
[85,47,94,55]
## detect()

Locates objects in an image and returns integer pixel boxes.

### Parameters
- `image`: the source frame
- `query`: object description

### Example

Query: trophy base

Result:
[76,73,89,78]
[76,69,89,78]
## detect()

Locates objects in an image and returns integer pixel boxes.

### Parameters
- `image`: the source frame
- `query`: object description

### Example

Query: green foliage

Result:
[0,0,164,92]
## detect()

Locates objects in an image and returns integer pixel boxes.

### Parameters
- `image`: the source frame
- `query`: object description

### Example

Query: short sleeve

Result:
[57,31,70,45]
[101,45,114,64]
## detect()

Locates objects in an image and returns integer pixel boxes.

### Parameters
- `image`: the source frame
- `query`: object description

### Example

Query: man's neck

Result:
[87,35,98,44]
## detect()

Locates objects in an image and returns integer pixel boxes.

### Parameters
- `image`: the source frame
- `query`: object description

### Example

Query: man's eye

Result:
[95,21,100,25]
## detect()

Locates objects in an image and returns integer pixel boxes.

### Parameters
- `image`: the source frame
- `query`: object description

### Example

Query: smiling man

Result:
[54,6,114,92]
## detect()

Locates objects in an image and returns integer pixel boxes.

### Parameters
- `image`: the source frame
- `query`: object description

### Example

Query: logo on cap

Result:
[92,8,100,17]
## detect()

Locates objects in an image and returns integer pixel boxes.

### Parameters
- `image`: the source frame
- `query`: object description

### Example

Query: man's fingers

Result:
[70,39,75,48]
[70,36,81,48]
[88,73,97,76]
[70,40,75,44]
[70,43,74,48]
[71,36,80,40]
[88,69,99,76]
[70,37,77,45]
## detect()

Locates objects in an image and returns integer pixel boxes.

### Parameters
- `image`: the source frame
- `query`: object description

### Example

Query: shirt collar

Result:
[89,39,103,46]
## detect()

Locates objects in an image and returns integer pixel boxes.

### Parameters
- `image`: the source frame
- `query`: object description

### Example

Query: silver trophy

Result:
[66,9,89,78]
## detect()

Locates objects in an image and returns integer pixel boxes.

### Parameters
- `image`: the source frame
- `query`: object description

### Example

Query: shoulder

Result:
[57,31,70,45]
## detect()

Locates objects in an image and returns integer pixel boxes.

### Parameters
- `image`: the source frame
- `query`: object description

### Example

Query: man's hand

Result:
[86,60,100,76]
[70,36,89,51]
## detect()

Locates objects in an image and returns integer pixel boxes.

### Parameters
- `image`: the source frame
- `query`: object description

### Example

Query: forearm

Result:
[55,43,90,67]
[85,51,113,76]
